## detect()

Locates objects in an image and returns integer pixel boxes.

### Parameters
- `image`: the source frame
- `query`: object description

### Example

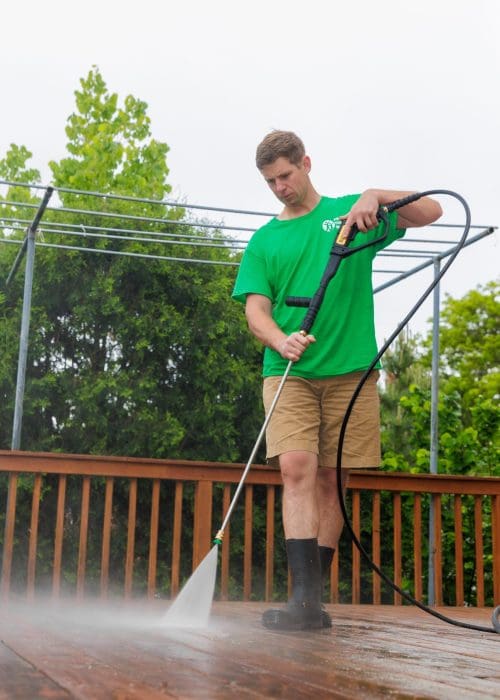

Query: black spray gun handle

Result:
[285,193,423,334]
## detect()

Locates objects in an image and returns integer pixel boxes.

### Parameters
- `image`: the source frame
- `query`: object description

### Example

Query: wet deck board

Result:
[0,601,498,699]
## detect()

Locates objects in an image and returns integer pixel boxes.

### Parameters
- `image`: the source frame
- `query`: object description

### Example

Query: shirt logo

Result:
[322,218,342,233]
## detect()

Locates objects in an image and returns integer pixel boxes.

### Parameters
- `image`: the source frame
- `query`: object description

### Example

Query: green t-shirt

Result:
[232,195,406,378]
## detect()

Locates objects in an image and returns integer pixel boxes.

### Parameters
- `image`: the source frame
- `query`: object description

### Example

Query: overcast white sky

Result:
[2,0,498,343]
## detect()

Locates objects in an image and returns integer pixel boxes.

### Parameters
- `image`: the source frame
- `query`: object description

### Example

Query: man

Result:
[232,130,442,631]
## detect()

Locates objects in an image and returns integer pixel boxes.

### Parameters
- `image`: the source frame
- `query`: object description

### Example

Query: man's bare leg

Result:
[262,450,329,630]
[316,467,349,600]
[316,466,349,549]
[280,450,319,538]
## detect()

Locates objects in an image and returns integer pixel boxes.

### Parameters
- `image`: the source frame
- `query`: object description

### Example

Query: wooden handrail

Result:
[1,450,499,606]
[0,450,498,493]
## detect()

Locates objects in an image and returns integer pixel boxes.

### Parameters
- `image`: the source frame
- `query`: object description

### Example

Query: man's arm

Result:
[343,189,443,232]
[245,293,315,362]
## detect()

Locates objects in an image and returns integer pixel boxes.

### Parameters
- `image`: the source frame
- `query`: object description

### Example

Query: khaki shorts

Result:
[262,371,381,469]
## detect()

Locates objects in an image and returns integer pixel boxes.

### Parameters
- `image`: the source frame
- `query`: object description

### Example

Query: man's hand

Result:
[278,331,316,362]
[341,190,381,235]
[245,294,316,362]
[342,188,443,231]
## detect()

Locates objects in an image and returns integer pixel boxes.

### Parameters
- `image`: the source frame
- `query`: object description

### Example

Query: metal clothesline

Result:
[1,180,494,281]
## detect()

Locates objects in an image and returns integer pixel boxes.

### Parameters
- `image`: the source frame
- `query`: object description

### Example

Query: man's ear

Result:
[302,155,311,173]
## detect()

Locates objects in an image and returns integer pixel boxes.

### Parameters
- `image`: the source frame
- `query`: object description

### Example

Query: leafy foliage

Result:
[0,67,264,462]
[380,281,499,477]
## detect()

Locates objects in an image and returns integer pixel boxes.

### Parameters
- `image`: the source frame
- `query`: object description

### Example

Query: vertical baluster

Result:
[100,477,114,599]
[27,473,42,600]
[147,479,160,599]
[413,493,422,602]
[220,485,231,601]
[124,477,137,599]
[352,490,361,604]
[76,476,91,600]
[372,491,381,604]
[192,481,213,570]
[265,485,275,602]
[492,493,500,605]
[170,482,183,597]
[243,485,253,601]
[454,494,464,606]
[1,473,18,600]
[474,495,485,607]
[52,474,67,599]
[433,495,443,606]
[393,493,402,605]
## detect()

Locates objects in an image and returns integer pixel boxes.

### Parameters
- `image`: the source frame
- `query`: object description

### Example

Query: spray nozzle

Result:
[213,529,224,546]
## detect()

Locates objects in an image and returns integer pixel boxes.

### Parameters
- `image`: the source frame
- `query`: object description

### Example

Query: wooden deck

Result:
[0,600,498,699]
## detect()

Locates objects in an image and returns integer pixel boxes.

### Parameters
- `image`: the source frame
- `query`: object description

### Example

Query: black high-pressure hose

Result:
[334,189,500,635]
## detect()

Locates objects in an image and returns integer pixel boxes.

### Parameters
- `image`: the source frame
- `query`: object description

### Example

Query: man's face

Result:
[260,155,311,207]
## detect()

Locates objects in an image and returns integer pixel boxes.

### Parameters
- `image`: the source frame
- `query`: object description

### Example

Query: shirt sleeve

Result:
[231,246,273,304]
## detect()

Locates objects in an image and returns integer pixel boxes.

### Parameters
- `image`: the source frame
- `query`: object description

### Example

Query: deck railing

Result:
[1,450,499,606]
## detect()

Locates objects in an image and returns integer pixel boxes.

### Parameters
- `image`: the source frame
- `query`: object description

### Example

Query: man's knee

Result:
[280,451,317,487]
[317,466,349,494]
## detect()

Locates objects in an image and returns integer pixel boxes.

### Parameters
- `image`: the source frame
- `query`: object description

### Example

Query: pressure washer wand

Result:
[213,359,293,544]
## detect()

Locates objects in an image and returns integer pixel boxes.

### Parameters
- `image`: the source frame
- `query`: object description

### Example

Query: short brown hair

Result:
[255,130,305,169]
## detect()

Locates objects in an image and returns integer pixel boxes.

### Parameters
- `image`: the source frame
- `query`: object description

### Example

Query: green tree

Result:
[380,328,429,470]
[0,144,41,188]
[50,67,171,201]
[434,280,499,422]
[0,67,264,461]
[380,281,499,476]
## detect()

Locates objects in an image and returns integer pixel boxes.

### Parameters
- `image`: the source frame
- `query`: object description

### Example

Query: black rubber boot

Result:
[318,546,335,629]
[262,538,323,631]
[319,545,335,585]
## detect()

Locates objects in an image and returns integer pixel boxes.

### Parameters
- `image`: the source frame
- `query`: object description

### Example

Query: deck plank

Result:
[0,600,498,699]
[212,603,499,698]
[0,641,72,700]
